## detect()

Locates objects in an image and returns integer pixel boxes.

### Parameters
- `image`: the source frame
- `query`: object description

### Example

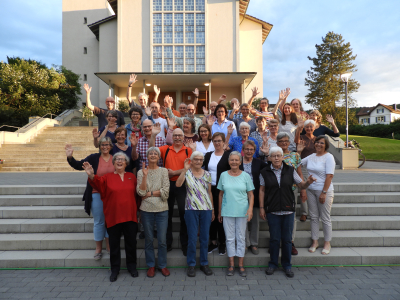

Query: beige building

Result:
[62,0,272,110]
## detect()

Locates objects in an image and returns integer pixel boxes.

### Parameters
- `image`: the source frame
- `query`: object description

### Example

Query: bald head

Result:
[142,119,153,137]
[210,101,218,113]
[172,128,184,145]
[150,102,161,117]
[179,103,187,116]
[105,97,115,110]
[187,104,196,118]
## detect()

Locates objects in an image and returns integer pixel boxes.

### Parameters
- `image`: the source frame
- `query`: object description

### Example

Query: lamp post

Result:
[341,73,352,148]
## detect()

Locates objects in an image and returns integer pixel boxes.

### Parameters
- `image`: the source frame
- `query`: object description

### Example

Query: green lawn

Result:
[341,135,400,162]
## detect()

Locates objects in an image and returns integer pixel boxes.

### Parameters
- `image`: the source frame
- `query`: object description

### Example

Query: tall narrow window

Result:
[164,0,173,11]
[83,17,87,24]
[175,46,184,72]
[83,47,87,54]
[153,0,162,11]
[195,0,205,11]
[174,14,184,43]
[164,46,173,72]
[185,14,194,44]
[164,14,173,43]
[153,14,162,43]
[196,14,205,44]
[185,46,194,72]
[83,74,87,81]
[196,46,205,72]
[153,46,162,72]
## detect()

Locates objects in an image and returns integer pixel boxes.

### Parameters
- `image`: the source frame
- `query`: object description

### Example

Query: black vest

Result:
[260,162,296,213]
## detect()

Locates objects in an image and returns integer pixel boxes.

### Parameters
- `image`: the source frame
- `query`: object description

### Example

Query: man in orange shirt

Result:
[149,124,192,256]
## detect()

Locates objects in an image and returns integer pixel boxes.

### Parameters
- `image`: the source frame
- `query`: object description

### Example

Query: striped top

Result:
[185,169,213,210]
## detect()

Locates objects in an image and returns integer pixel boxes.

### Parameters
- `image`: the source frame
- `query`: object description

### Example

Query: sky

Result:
[1,0,399,110]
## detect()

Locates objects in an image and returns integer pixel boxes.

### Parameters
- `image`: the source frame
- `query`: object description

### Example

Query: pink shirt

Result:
[92,156,114,194]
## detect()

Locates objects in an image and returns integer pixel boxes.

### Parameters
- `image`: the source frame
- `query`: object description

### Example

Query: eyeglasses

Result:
[277,140,289,144]
[200,130,209,134]
[269,125,278,128]
[107,116,117,118]
[192,158,204,162]
[216,110,225,114]
[131,113,141,117]
[213,140,223,143]
[143,125,152,129]
[270,155,282,158]
[173,134,183,137]
[315,141,325,145]
[244,148,255,152]
[240,128,249,131]
[115,158,125,162]
[100,144,111,147]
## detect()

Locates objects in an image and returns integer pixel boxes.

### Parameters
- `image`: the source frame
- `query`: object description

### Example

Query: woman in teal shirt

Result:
[217,151,254,277]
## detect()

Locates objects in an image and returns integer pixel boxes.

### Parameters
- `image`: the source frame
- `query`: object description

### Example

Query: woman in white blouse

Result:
[298,135,335,255]
[195,124,215,155]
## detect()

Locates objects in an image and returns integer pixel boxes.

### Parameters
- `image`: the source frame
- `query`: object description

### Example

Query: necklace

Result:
[101,155,111,162]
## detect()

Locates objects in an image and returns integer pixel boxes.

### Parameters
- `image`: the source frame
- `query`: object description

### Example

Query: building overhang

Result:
[95,72,257,89]
[88,15,117,40]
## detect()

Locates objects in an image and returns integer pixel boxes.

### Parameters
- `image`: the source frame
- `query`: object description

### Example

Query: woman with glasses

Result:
[176,151,214,278]
[111,127,137,174]
[240,140,267,255]
[194,124,215,155]
[228,122,259,158]
[276,132,306,256]
[83,152,139,282]
[93,110,119,148]
[166,117,199,145]
[229,103,257,134]
[65,137,114,261]
[210,104,237,140]
[126,106,144,145]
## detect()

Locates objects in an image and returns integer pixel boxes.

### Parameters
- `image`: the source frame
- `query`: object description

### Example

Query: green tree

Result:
[0,57,81,128]
[305,32,360,126]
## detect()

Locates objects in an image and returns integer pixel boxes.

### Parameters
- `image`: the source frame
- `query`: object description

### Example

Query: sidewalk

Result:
[0,266,399,300]
[1,161,399,185]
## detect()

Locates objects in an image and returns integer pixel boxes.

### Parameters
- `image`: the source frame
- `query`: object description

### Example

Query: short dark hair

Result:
[256,116,266,123]
[260,97,269,105]
[214,104,228,118]
[114,127,127,137]
[128,106,143,119]
[315,135,330,151]
[198,124,212,140]
[211,132,226,143]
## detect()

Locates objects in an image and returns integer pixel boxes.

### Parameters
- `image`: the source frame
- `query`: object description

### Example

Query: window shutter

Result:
[376,117,378,123]
[368,118,370,124]
[384,116,386,122]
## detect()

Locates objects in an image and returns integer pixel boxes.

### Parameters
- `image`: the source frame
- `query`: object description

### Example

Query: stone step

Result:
[0,142,96,148]
[0,166,76,172]
[0,247,399,268]
[334,182,400,192]
[0,185,86,195]
[332,192,400,203]
[2,216,400,234]
[3,203,400,219]
[1,162,74,168]
[1,230,399,251]
[0,195,83,206]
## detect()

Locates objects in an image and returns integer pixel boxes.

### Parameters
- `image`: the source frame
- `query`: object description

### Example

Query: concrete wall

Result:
[206,0,237,72]
[62,0,112,108]
[239,18,263,101]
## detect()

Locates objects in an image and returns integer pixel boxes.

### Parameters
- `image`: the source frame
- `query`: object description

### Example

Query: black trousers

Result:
[209,185,226,245]
[107,221,138,274]
[166,180,188,249]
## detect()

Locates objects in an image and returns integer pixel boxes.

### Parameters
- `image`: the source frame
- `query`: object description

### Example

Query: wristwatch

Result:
[322,190,327,194]
[151,191,153,196]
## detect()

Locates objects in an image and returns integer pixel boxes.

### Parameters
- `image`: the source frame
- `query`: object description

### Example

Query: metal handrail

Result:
[20,113,58,130]
[0,125,21,132]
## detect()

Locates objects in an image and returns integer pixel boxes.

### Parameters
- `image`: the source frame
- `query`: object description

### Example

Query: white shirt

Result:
[196,141,215,156]
[152,117,168,139]
[208,152,222,186]
[301,153,335,191]
[278,121,298,152]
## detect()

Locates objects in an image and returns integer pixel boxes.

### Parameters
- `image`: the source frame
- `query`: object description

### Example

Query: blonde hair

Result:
[309,110,322,124]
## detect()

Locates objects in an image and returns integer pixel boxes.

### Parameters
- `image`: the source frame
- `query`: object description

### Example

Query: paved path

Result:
[1,161,400,185]
[0,266,399,299]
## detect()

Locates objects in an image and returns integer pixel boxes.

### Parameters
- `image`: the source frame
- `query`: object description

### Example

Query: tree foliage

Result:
[305,32,360,126]
[0,57,81,128]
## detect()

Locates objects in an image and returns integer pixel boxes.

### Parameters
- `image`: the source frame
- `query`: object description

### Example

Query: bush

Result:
[338,120,400,140]
[117,100,130,113]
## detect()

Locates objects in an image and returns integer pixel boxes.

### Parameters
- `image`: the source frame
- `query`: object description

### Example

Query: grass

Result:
[341,135,400,162]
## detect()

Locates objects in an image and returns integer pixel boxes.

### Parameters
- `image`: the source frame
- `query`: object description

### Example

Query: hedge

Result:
[337,119,400,140]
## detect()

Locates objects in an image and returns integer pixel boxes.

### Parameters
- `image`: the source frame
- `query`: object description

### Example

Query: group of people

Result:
[66,75,339,282]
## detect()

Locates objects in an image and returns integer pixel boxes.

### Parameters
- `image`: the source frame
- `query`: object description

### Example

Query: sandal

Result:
[321,246,331,255]
[238,266,247,277]
[308,245,318,253]
[226,266,235,276]
[94,252,102,260]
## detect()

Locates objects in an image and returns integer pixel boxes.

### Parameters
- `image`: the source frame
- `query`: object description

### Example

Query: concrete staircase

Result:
[0,183,400,268]
[65,117,131,127]
[0,127,97,172]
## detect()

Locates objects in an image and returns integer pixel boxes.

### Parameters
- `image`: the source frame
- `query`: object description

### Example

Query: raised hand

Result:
[297,139,305,153]
[251,87,260,98]
[192,88,199,97]
[183,158,191,170]
[227,123,234,135]
[249,107,257,116]
[82,162,95,178]
[262,131,269,144]
[283,87,291,99]
[185,141,196,152]
[167,117,177,129]
[129,74,137,86]
[160,106,167,117]
[279,89,285,101]
[326,114,335,124]
[65,144,74,157]
[145,106,151,116]
[297,118,305,129]
[152,123,161,136]
[154,85,160,96]
[92,128,100,139]
[129,133,138,147]
[202,106,209,115]
[260,140,270,155]
[206,115,214,127]
[164,95,172,108]
[83,83,91,94]
[141,162,148,176]
[232,101,240,112]
[218,94,227,103]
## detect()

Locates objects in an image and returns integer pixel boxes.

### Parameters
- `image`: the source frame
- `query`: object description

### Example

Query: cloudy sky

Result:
[1,0,399,109]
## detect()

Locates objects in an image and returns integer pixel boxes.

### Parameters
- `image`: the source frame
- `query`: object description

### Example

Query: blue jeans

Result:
[184,210,212,267]
[267,213,294,270]
[141,210,168,269]
[91,193,109,241]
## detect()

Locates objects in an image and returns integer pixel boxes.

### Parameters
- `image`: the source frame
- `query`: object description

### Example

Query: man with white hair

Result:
[83,84,125,130]
[259,146,315,278]
[126,74,150,123]
[164,90,202,132]
[149,124,193,256]
[150,102,168,139]
[227,98,242,120]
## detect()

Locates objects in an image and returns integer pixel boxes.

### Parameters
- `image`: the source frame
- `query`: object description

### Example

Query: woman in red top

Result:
[83,152,139,283]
